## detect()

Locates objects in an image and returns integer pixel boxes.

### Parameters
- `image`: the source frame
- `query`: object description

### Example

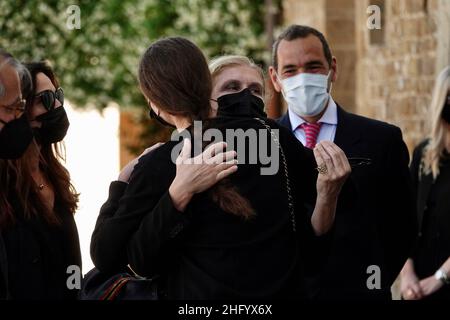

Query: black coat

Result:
[0,197,81,300]
[278,104,417,300]
[410,140,450,241]
[91,116,330,299]
[409,140,450,299]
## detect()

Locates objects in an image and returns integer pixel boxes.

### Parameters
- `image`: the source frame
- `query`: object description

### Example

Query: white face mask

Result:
[278,71,332,117]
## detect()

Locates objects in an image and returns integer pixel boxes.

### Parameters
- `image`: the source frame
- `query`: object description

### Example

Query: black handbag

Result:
[79,266,160,300]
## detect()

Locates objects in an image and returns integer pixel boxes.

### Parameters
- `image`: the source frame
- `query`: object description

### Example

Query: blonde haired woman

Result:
[400,66,450,300]
[209,55,266,118]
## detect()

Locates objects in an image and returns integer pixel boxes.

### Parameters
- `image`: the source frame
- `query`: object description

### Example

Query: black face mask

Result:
[216,88,267,119]
[0,114,33,159]
[442,94,450,124]
[149,109,175,128]
[33,107,70,145]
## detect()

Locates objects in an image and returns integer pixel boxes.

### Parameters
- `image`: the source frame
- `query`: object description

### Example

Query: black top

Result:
[91,116,330,300]
[278,105,417,300]
[410,140,450,299]
[0,197,81,300]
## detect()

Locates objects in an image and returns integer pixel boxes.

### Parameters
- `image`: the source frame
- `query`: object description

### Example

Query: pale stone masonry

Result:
[282,0,450,151]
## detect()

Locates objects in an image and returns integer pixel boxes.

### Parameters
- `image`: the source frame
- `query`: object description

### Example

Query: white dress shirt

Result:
[288,96,338,145]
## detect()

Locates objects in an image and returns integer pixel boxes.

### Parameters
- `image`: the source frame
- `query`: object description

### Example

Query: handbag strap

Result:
[254,118,297,232]
[100,276,131,301]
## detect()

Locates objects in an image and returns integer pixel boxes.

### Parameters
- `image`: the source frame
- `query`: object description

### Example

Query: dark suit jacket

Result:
[278,104,417,300]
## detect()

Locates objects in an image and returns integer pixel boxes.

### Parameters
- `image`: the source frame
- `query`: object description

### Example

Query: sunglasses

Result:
[35,87,64,111]
[348,157,372,168]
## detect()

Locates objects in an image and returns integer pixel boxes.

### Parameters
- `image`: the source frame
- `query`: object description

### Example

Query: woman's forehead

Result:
[35,72,56,92]
[215,65,263,85]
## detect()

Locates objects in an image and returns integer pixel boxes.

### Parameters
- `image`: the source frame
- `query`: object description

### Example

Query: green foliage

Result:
[1,0,269,110]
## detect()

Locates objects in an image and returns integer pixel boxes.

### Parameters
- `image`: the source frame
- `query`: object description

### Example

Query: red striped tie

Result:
[299,122,322,149]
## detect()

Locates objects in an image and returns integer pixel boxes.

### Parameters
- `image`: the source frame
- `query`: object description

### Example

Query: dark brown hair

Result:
[138,37,254,219]
[0,61,78,228]
[272,24,333,70]
[138,37,212,122]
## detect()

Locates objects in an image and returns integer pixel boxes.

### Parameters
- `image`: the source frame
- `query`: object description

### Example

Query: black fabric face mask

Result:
[149,109,175,128]
[216,88,267,119]
[0,114,33,159]
[34,107,70,145]
[442,94,450,124]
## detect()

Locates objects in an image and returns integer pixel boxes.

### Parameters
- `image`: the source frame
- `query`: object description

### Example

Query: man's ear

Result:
[330,56,338,82]
[269,66,282,93]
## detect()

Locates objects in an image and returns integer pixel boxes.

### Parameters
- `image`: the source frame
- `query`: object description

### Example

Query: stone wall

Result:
[355,0,448,151]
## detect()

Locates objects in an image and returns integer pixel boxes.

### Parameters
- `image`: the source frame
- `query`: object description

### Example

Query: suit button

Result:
[32,257,39,264]
[418,232,422,237]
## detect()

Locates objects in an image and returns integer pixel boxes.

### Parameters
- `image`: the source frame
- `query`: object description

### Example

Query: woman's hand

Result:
[310,141,351,235]
[169,139,238,212]
[118,143,164,183]
[400,266,424,300]
[418,275,444,298]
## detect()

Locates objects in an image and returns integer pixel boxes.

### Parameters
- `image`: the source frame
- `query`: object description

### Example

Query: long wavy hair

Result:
[422,66,450,179]
[0,61,78,228]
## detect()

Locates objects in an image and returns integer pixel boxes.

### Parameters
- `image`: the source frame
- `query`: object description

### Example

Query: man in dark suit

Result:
[269,25,417,300]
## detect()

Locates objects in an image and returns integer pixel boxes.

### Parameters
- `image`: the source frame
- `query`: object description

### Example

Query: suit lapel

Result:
[277,112,292,131]
[333,105,362,152]
[332,105,368,199]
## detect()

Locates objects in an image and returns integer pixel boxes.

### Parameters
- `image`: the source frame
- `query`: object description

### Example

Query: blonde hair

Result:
[208,55,265,92]
[422,66,450,179]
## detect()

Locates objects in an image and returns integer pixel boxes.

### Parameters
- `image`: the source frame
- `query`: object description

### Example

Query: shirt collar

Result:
[288,96,338,132]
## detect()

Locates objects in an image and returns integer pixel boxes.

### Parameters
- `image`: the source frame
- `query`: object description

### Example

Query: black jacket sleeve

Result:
[90,149,189,277]
[378,127,418,285]
[126,190,189,278]
[408,139,428,259]
[90,180,128,272]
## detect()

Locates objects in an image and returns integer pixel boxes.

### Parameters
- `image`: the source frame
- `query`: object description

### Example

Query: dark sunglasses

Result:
[35,87,64,111]
[348,157,372,168]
